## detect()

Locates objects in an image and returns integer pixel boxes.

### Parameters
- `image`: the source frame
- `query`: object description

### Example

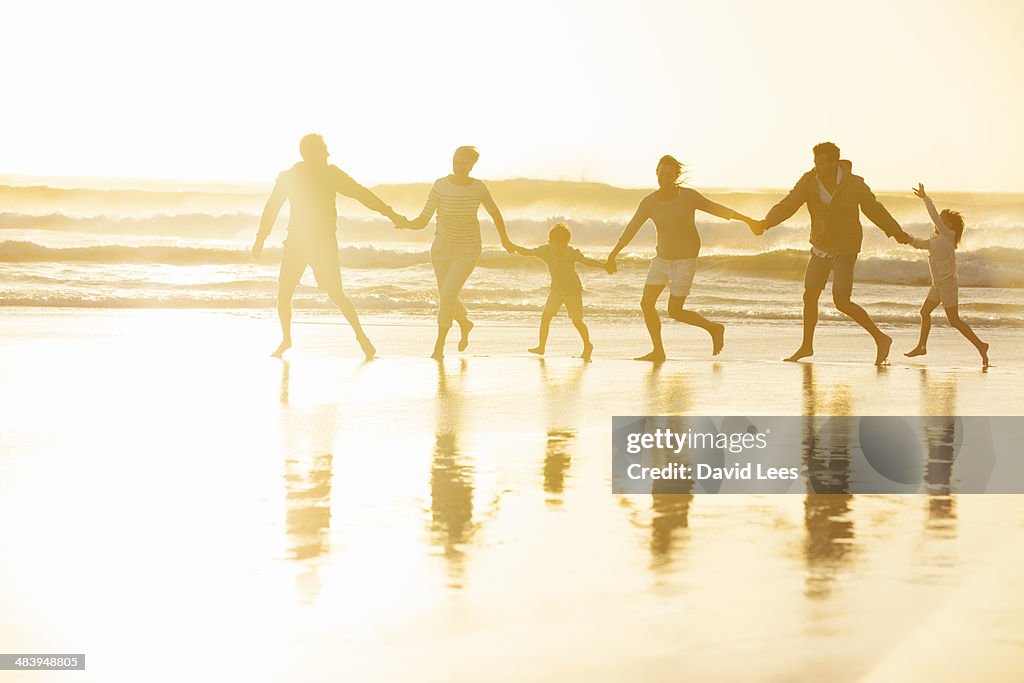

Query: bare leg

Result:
[667,295,724,355]
[529,313,554,355]
[946,306,989,367]
[636,285,666,361]
[785,288,821,362]
[572,318,593,360]
[906,298,938,357]
[273,279,299,358]
[432,248,479,360]
[833,295,892,365]
[327,288,375,360]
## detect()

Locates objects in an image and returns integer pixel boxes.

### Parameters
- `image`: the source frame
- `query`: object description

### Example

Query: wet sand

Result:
[0,308,1022,682]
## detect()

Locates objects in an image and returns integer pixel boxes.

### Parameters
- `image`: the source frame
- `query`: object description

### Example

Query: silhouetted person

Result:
[252,134,402,359]
[396,146,513,359]
[606,155,759,361]
[752,142,913,365]
[903,183,988,366]
[508,222,612,360]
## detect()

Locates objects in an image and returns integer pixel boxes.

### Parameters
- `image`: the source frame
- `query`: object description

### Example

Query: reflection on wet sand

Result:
[800,363,858,599]
[278,360,336,601]
[919,370,959,579]
[537,360,586,505]
[430,360,477,588]
[617,367,696,571]
[650,415,695,572]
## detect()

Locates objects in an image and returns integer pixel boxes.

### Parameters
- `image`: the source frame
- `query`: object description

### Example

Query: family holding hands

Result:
[255,135,988,368]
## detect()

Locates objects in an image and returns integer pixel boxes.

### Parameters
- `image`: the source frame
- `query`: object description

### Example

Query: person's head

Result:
[812,141,840,177]
[300,134,329,164]
[452,146,480,178]
[940,209,965,247]
[656,155,685,189]
[548,222,571,248]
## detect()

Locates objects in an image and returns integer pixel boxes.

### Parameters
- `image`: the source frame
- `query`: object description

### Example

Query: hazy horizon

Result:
[3,172,1024,197]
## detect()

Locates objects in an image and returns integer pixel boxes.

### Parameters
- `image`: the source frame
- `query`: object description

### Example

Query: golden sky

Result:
[4,0,1023,191]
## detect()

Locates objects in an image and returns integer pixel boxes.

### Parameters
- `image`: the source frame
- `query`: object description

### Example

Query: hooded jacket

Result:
[763,165,908,255]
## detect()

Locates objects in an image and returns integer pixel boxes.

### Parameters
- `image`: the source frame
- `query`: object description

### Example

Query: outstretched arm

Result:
[509,243,535,257]
[404,185,439,230]
[693,191,753,223]
[334,170,401,223]
[577,254,609,270]
[608,202,650,262]
[914,183,955,240]
[762,176,808,230]
[253,181,287,257]
[861,181,912,244]
[487,206,513,252]
[692,190,760,233]
[479,184,513,252]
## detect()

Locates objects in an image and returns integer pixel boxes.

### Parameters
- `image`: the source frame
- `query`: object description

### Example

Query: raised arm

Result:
[860,180,911,243]
[914,183,955,241]
[252,179,287,257]
[608,201,650,262]
[762,175,808,230]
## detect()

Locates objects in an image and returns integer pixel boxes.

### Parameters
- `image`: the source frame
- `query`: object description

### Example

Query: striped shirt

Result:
[417,176,498,247]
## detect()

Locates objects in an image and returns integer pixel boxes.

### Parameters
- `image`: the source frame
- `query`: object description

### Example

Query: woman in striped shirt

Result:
[399,146,513,359]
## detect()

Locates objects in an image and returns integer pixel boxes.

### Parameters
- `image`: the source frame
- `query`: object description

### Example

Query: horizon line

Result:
[1,171,1022,197]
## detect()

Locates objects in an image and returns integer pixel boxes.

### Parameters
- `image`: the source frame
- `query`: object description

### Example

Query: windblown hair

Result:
[657,155,686,184]
[941,209,965,247]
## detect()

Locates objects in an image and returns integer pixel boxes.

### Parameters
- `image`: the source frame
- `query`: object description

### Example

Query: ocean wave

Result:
[3,240,1023,287]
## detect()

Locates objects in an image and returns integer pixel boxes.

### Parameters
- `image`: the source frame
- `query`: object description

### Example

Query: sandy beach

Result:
[0,307,1022,682]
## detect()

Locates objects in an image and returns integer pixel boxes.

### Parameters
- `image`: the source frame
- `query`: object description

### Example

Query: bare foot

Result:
[430,348,444,361]
[875,334,892,366]
[979,342,989,367]
[458,320,474,352]
[904,346,927,358]
[580,342,594,361]
[271,339,292,358]
[358,336,376,361]
[784,345,813,362]
[709,323,725,356]
[528,346,545,356]
[634,350,666,362]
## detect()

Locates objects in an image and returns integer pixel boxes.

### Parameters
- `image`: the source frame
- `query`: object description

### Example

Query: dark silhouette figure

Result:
[253,134,403,359]
[752,142,913,365]
[904,183,989,366]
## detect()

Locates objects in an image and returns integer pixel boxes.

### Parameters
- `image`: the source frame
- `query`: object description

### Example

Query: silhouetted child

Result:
[509,222,612,360]
[904,183,989,367]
